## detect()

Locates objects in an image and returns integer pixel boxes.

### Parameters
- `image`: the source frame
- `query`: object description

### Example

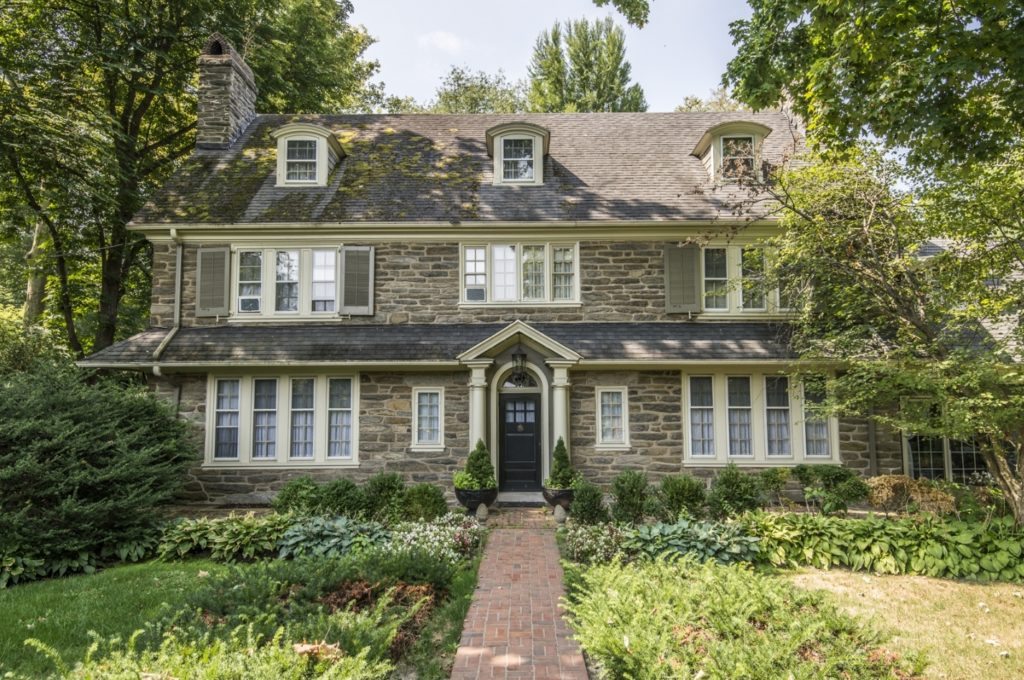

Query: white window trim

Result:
[801,384,832,459]
[764,376,793,459]
[701,247,729,312]
[458,242,581,306]
[695,245,796,317]
[682,372,839,466]
[204,373,360,467]
[686,375,717,458]
[739,247,768,312]
[493,133,544,186]
[276,135,329,187]
[229,246,351,320]
[727,375,755,458]
[717,134,760,183]
[595,386,631,450]
[411,387,445,452]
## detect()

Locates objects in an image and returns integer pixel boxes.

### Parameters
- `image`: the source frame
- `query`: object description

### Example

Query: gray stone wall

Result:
[152,240,680,327]
[196,37,257,150]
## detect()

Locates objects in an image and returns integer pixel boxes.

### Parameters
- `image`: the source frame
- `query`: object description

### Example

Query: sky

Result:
[349,0,754,112]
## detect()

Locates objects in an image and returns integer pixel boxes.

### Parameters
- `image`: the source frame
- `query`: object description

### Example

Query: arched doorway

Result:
[496,367,544,491]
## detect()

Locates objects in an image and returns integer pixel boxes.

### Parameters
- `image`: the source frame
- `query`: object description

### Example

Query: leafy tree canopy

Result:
[675,86,749,112]
[724,0,1024,167]
[528,17,647,113]
[429,66,528,114]
[592,0,651,27]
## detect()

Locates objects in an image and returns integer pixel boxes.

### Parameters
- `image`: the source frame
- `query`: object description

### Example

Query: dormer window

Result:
[271,123,345,187]
[485,122,550,186]
[691,121,772,183]
[721,136,755,180]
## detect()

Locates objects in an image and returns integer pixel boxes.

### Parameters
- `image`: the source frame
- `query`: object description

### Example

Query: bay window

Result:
[461,243,578,304]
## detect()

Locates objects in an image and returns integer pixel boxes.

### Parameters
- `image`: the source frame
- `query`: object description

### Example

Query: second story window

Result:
[740,247,767,310]
[285,139,318,182]
[721,135,755,180]
[461,243,578,305]
[703,248,728,311]
[275,251,299,312]
[502,138,534,182]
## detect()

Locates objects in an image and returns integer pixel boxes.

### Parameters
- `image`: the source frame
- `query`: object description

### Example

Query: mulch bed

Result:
[318,580,437,658]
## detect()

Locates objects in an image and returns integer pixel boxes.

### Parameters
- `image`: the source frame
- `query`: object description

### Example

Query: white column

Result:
[464,360,492,451]
[547,360,574,454]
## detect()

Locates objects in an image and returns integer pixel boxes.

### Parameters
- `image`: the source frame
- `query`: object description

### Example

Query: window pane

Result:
[907,435,945,480]
[311,250,336,312]
[492,245,517,301]
[464,246,487,301]
[286,140,317,182]
[328,378,352,458]
[290,379,315,458]
[765,377,789,407]
[722,136,755,179]
[214,379,240,459]
[950,439,986,484]
[690,376,714,407]
[287,140,317,160]
[600,391,625,443]
[521,245,546,300]
[502,138,534,181]
[741,248,766,309]
[803,386,830,457]
[553,247,575,301]
[275,251,299,312]
[765,377,791,456]
[689,377,715,456]
[727,377,752,456]
[252,378,277,459]
[703,248,728,311]
[417,391,441,445]
[238,251,262,313]
[286,161,317,181]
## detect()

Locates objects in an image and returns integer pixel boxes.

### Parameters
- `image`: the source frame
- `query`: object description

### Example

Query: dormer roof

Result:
[690,120,774,157]
[485,122,551,157]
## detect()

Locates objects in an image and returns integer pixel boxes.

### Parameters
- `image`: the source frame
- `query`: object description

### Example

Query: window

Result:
[764,377,791,456]
[907,436,987,483]
[285,139,317,182]
[413,388,444,449]
[214,379,240,459]
[461,243,578,304]
[741,247,767,310]
[703,248,728,310]
[251,378,277,459]
[289,378,315,459]
[311,250,336,312]
[597,388,629,447]
[275,250,299,312]
[237,251,262,313]
[727,377,752,456]
[689,377,715,457]
[721,135,755,180]
[501,138,534,182]
[906,435,947,480]
[327,378,353,459]
[803,386,830,457]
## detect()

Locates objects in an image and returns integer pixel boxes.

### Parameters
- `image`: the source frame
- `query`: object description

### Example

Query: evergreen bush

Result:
[656,474,707,521]
[402,483,449,520]
[363,473,407,524]
[453,439,497,489]
[570,480,610,525]
[272,477,321,514]
[544,437,577,488]
[610,470,651,524]
[793,464,869,515]
[706,463,763,518]
[318,478,369,518]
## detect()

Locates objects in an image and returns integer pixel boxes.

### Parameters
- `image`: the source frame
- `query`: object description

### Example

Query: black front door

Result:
[499,394,542,491]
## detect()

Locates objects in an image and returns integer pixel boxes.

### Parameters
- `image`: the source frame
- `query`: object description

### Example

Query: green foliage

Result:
[794,465,870,515]
[0,365,194,584]
[544,437,577,489]
[277,517,390,560]
[591,0,650,27]
[622,520,761,565]
[428,66,527,113]
[609,470,650,524]
[566,558,920,678]
[563,522,626,565]
[158,513,292,562]
[724,0,1023,168]
[363,473,407,524]
[656,474,707,521]
[273,477,323,514]
[455,440,497,490]
[389,514,486,572]
[706,463,763,518]
[675,85,749,112]
[402,483,449,521]
[743,512,1024,582]
[756,467,791,507]
[318,478,370,518]
[0,307,55,374]
[527,17,647,113]
[569,480,610,525]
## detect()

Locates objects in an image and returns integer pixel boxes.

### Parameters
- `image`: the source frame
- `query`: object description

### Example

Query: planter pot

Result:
[454,487,498,512]
[542,487,574,510]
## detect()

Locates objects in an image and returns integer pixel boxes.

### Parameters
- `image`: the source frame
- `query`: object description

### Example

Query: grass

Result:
[399,542,485,678]
[0,559,228,677]
[788,568,1024,680]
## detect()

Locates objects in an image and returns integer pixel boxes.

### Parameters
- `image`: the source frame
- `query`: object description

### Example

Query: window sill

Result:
[458,302,582,309]
[226,315,364,323]
[410,444,445,453]
[683,459,839,467]
[203,460,359,468]
[594,443,631,452]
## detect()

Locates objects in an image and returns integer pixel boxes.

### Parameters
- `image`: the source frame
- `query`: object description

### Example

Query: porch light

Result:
[509,345,531,387]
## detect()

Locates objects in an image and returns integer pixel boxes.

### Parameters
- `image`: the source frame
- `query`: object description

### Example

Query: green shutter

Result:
[665,244,701,313]
[196,246,230,317]
[339,245,374,315]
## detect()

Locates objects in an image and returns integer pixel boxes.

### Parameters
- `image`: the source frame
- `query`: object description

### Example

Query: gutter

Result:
[152,228,183,375]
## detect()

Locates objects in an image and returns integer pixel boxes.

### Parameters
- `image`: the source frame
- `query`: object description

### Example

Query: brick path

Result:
[451,517,588,679]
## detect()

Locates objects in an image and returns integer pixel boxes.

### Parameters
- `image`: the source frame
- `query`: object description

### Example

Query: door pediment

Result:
[457,320,581,363]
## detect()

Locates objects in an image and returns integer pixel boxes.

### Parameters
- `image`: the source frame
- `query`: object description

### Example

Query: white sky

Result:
[349,0,754,112]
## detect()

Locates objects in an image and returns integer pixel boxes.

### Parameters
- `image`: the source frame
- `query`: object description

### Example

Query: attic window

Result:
[721,136,755,180]
[485,122,549,186]
[286,140,318,182]
[502,138,535,182]
[271,123,345,188]
[690,121,772,183]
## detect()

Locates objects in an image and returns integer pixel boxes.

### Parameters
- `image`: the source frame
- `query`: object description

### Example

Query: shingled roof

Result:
[134,112,800,225]
[80,322,795,367]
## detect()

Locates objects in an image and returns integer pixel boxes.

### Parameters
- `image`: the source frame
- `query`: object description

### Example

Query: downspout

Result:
[867,409,879,476]
[152,228,183,381]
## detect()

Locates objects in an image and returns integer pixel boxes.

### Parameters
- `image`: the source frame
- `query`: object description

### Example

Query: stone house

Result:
[81,34,987,503]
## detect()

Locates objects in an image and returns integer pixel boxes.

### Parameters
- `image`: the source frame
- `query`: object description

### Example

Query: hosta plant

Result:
[277,517,390,560]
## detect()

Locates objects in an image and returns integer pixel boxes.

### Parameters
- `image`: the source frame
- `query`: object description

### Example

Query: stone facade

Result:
[195,34,257,150]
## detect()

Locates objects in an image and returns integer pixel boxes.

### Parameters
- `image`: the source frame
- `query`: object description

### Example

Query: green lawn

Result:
[0,559,229,677]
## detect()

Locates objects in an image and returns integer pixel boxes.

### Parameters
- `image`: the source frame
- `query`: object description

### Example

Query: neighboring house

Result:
[81,35,988,503]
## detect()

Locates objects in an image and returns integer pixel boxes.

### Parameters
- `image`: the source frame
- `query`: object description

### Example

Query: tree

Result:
[762,147,1024,522]
[430,66,527,114]
[0,0,379,356]
[528,17,647,113]
[675,86,749,112]
[592,0,651,27]
[724,0,1024,168]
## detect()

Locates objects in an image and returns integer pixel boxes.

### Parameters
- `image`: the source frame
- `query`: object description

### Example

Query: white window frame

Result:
[213,378,241,460]
[236,250,263,314]
[727,376,754,458]
[702,247,729,311]
[596,386,631,450]
[276,135,328,187]
[230,246,356,320]
[459,242,580,306]
[719,134,758,182]
[288,376,317,460]
[764,376,792,458]
[493,134,544,185]
[687,376,717,458]
[411,387,445,451]
[802,384,831,458]
[326,377,355,460]
[251,377,279,460]
[204,374,360,467]
[274,250,300,313]
[739,247,768,311]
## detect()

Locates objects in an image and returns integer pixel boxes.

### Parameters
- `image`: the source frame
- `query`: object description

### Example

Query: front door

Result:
[499,394,542,491]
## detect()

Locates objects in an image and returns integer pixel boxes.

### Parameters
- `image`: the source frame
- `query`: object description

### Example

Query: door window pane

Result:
[552,247,575,301]
[765,377,791,456]
[599,390,626,444]
[416,390,441,445]
[275,251,299,312]
[311,250,336,312]
[290,378,315,458]
[727,377,752,456]
[328,378,352,458]
[521,245,546,300]
[237,251,262,313]
[214,379,240,459]
[251,378,277,459]
[689,377,715,456]
[703,248,728,310]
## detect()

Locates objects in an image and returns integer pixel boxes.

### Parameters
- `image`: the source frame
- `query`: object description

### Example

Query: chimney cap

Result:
[201,33,235,57]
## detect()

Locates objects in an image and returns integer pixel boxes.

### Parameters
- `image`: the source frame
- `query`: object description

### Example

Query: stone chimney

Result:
[196,33,257,150]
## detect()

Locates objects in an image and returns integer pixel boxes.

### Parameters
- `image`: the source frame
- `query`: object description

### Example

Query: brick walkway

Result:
[451,520,588,679]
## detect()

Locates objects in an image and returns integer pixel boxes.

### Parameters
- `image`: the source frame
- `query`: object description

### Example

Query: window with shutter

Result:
[665,244,701,313]
[339,246,374,315]
[196,247,230,317]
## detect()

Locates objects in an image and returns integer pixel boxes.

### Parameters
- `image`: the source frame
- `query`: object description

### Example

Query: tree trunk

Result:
[93,245,125,352]
[983,434,1024,525]
[23,219,48,326]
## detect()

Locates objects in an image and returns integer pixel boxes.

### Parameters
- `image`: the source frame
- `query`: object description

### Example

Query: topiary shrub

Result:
[610,471,650,525]
[570,480,610,525]
[318,478,369,518]
[544,437,577,489]
[272,477,321,515]
[453,439,497,490]
[402,483,448,520]
[706,464,763,519]
[0,364,194,583]
[364,473,407,524]
[657,474,707,521]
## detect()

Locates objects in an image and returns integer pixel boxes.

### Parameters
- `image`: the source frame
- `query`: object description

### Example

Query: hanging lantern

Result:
[508,345,531,387]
